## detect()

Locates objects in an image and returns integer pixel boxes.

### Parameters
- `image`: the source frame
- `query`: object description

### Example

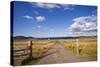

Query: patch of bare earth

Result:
[30,41,92,65]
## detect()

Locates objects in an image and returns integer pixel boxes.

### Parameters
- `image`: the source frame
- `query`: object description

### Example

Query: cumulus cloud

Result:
[35,16,46,22]
[23,15,33,20]
[69,15,97,36]
[73,16,97,23]
[31,2,75,10]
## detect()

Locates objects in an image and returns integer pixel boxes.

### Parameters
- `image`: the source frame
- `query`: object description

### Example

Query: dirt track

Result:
[28,41,90,65]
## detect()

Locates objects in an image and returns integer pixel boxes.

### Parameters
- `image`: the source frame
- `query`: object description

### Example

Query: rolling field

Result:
[12,37,97,66]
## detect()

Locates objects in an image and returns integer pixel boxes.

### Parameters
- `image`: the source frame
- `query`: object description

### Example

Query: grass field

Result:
[13,36,97,66]
[61,37,97,59]
[13,40,54,65]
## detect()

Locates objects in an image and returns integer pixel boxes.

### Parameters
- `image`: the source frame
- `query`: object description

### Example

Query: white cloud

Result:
[32,3,60,9]
[23,15,33,20]
[69,15,97,36]
[31,2,75,10]
[32,25,42,30]
[35,16,46,22]
[61,4,75,10]
[73,16,97,23]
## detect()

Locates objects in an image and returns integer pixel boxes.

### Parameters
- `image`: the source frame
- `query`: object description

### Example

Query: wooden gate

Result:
[13,40,33,59]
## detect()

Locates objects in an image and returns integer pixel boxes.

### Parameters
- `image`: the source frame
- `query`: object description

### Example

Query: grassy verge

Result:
[13,40,53,66]
[61,37,97,59]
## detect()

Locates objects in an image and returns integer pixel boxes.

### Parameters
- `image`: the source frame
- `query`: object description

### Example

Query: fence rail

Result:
[14,53,30,57]
[14,48,29,52]
[13,41,32,58]
[13,42,29,44]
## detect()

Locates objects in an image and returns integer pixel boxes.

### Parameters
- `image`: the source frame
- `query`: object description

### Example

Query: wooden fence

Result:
[13,40,33,59]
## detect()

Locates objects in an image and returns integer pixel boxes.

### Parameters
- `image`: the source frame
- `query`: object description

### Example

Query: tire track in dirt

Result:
[33,41,89,64]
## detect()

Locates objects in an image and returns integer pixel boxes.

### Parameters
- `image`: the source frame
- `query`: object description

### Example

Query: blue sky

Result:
[13,1,97,37]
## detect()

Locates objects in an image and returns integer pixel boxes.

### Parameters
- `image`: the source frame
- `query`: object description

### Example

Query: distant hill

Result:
[12,35,97,40]
[79,36,97,38]
[13,36,35,40]
[35,37,79,40]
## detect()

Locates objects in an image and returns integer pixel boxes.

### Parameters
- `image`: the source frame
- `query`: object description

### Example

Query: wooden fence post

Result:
[28,40,32,58]
[76,39,79,55]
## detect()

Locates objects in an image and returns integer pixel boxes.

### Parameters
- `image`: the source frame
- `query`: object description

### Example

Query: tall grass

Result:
[13,40,53,65]
[62,37,97,59]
